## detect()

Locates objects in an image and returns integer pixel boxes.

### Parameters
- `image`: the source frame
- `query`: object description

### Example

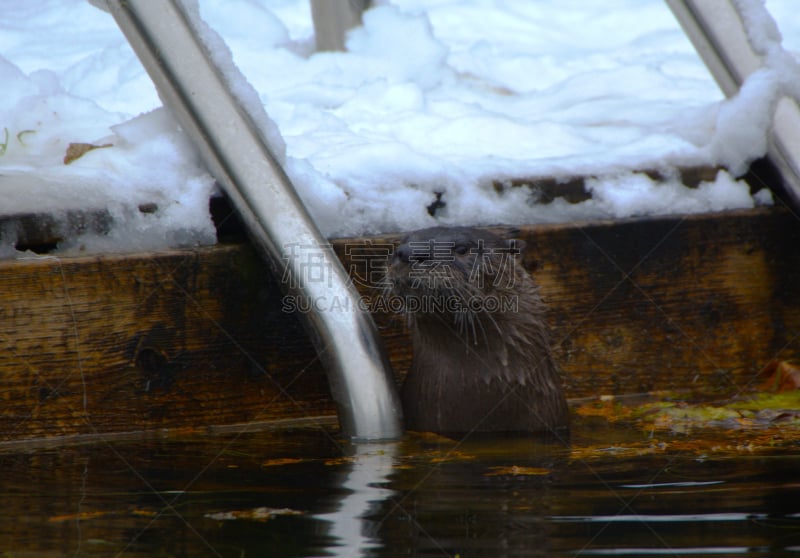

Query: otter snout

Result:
[393,243,412,264]
[392,239,437,265]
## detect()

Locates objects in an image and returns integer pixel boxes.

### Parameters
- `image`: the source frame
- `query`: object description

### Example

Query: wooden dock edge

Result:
[0,207,798,443]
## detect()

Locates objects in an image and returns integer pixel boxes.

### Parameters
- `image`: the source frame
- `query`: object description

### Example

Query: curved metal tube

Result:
[667,0,800,211]
[104,0,402,440]
[310,0,370,51]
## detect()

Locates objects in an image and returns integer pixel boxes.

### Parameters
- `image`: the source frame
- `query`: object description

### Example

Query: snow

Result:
[182,0,288,164]
[0,0,798,254]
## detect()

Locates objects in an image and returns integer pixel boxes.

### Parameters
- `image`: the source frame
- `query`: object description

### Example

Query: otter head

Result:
[386,226,527,344]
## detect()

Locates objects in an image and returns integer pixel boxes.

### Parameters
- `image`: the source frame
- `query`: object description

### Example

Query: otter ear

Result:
[506,238,526,255]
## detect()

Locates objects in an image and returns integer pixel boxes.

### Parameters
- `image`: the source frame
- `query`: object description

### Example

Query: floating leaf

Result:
[261,457,305,467]
[485,466,551,477]
[205,507,302,522]
[646,404,744,433]
[324,456,362,466]
[758,360,800,392]
[729,391,800,415]
[569,442,664,461]
[429,450,476,464]
[575,398,636,422]
[48,511,109,523]
[413,431,460,443]
[48,508,156,523]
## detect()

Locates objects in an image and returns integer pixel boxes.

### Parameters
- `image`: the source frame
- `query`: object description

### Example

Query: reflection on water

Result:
[2,418,800,557]
[313,442,398,556]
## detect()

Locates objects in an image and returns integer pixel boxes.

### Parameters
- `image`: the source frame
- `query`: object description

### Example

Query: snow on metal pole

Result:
[310,0,370,52]
[103,0,403,440]
[666,0,800,211]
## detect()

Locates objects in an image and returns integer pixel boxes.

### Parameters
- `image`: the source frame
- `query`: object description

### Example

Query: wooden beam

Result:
[0,207,798,442]
[338,207,800,399]
[0,246,335,442]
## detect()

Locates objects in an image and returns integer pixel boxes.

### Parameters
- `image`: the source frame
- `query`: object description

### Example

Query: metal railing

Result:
[311,0,370,51]
[103,0,402,441]
[667,0,800,211]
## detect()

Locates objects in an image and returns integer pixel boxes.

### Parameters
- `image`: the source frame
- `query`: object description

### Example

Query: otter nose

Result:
[394,243,412,263]
[394,242,432,264]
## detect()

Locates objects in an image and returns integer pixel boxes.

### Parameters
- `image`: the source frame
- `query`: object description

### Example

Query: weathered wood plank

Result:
[520,209,800,396]
[338,207,800,399]
[0,247,335,441]
[0,207,798,442]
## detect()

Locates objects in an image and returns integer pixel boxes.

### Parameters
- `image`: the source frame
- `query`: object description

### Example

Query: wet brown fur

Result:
[387,226,569,435]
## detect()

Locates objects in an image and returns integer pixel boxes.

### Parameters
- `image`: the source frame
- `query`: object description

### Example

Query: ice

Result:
[0,0,796,255]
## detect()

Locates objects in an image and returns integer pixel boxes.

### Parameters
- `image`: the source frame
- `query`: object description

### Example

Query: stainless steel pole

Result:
[666,0,800,211]
[104,0,402,440]
[310,0,370,51]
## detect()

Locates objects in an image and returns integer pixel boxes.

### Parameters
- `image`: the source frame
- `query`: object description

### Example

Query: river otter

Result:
[386,226,568,435]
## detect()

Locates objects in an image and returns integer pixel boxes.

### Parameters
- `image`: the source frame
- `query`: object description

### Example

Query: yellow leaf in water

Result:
[575,399,635,422]
[569,443,664,461]
[48,511,109,523]
[205,507,303,522]
[430,451,475,464]
[414,431,459,443]
[324,456,356,466]
[261,457,305,467]
[758,360,800,392]
[49,508,158,522]
[485,466,551,477]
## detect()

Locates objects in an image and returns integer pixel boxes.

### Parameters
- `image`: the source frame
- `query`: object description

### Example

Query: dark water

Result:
[3,417,800,557]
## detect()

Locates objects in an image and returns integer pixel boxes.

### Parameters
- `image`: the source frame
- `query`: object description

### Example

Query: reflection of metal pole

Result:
[667,0,800,210]
[311,0,370,51]
[104,0,402,441]
[315,442,398,555]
